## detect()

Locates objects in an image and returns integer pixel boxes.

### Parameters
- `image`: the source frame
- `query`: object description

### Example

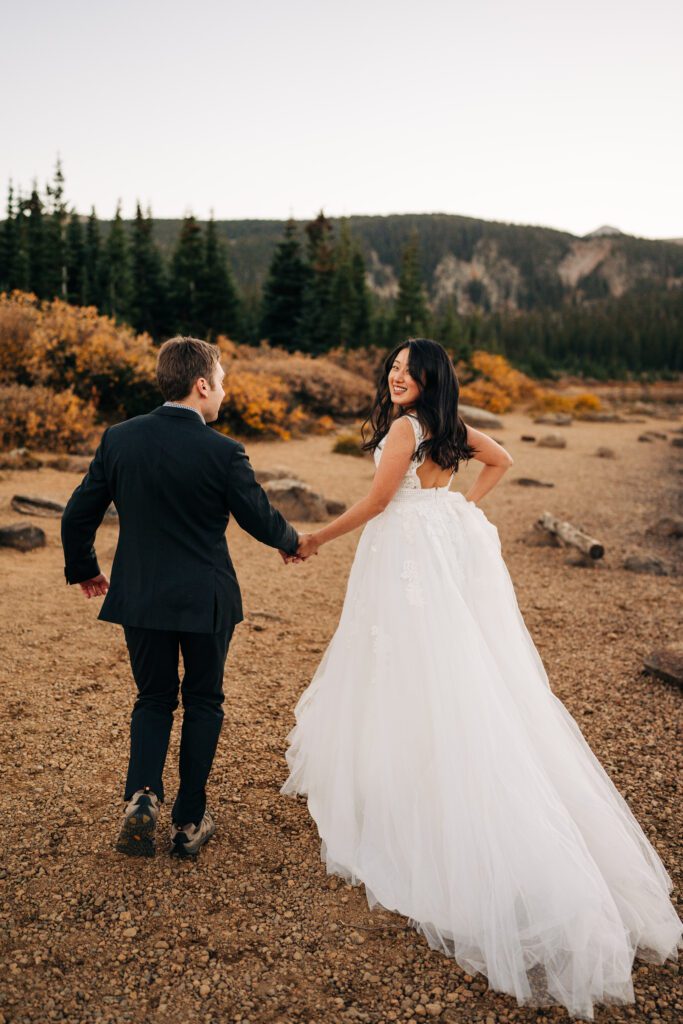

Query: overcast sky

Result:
[3,0,681,239]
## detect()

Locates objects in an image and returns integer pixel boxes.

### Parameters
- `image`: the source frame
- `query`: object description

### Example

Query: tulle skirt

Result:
[280,488,682,1019]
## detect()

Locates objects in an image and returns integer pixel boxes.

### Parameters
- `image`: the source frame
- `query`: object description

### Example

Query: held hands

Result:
[278,532,321,565]
[79,573,110,599]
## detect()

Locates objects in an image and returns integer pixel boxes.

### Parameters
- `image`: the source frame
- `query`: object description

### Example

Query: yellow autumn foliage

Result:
[0,383,98,450]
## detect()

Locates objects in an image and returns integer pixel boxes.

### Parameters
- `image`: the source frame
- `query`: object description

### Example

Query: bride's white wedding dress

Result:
[280,413,682,1019]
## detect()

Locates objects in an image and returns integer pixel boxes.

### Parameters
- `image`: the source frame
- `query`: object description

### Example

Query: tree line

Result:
[0,162,681,376]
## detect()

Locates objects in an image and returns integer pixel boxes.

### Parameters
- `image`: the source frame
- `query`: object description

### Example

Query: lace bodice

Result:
[373,413,454,492]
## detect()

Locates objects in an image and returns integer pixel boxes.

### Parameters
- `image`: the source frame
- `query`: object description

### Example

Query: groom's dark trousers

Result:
[61,405,299,826]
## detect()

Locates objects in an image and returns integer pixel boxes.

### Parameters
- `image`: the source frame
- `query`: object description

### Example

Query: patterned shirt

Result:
[163,401,206,425]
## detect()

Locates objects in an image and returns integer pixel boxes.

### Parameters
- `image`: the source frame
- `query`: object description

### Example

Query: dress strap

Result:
[404,413,422,442]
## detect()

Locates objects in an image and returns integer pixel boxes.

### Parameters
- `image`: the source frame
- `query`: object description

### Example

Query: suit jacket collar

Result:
[151,405,207,424]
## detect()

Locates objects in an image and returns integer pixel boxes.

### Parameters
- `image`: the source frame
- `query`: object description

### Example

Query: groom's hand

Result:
[296,534,320,560]
[78,573,110,599]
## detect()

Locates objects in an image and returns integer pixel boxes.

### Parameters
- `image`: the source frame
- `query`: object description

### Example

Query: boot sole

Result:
[169,823,216,858]
[115,811,157,857]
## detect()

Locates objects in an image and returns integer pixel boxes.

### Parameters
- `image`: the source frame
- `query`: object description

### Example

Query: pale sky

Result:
[3,0,682,239]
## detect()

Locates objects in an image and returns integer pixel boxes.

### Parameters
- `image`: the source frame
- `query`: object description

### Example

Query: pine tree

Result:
[259,218,308,349]
[22,185,49,298]
[330,219,356,345]
[350,239,372,346]
[65,212,86,305]
[102,201,132,321]
[130,203,168,339]
[84,208,103,308]
[45,158,68,298]
[170,214,206,335]
[299,210,337,352]
[200,215,241,338]
[394,232,429,341]
[0,182,23,292]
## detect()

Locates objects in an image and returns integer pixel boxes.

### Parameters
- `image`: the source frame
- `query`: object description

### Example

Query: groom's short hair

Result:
[156,336,220,400]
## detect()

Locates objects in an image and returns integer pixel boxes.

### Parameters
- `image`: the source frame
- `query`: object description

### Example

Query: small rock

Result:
[0,523,47,551]
[533,412,573,426]
[326,498,348,516]
[122,927,138,938]
[643,646,683,687]
[595,446,616,458]
[579,411,624,422]
[646,516,683,539]
[514,477,554,488]
[426,1002,443,1016]
[520,434,536,442]
[537,434,567,449]
[672,437,683,448]
[623,554,671,576]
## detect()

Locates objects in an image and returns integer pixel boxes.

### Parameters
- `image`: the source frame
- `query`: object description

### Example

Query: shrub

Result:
[219,339,374,418]
[333,431,367,457]
[0,383,98,451]
[529,391,603,416]
[0,291,159,419]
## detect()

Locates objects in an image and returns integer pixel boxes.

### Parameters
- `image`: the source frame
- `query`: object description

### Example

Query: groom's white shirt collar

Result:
[162,401,206,425]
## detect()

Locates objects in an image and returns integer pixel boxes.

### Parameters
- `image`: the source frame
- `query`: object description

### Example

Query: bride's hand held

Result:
[297,533,321,559]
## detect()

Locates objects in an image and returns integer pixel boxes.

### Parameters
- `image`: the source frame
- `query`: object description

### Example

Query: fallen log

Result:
[535,512,604,560]
[11,494,118,520]
[11,495,65,517]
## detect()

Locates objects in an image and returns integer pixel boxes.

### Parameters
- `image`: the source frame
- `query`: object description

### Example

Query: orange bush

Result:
[0,383,98,451]
[218,339,374,419]
[529,391,603,415]
[0,291,159,418]
[457,350,602,415]
[216,368,299,440]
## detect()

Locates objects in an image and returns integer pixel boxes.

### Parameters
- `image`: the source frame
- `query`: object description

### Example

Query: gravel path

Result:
[0,411,681,1024]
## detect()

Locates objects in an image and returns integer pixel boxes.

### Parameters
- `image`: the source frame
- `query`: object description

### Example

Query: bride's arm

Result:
[298,417,416,557]
[463,424,514,504]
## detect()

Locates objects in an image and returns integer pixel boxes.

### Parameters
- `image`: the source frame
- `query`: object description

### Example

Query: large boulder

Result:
[457,404,503,429]
[0,523,46,551]
[263,479,329,522]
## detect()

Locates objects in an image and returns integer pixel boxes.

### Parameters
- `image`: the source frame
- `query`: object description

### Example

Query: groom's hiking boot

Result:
[115,787,160,857]
[169,809,216,858]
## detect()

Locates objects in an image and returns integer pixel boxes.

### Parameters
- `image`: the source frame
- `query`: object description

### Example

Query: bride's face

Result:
[388,348,421,409]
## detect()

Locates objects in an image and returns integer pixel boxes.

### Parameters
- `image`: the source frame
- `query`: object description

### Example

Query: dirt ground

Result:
[0,409,681,1024]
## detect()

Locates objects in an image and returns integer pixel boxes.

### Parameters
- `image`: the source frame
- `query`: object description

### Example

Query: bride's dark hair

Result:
[361,337,478,473]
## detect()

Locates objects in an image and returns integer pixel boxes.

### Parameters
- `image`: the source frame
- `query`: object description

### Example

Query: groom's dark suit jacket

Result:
[61,405,300,634]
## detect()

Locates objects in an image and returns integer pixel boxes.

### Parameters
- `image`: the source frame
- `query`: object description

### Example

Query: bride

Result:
[280,337,682,1019]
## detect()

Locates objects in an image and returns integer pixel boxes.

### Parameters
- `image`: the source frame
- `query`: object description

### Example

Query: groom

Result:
[61,336,304,858]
